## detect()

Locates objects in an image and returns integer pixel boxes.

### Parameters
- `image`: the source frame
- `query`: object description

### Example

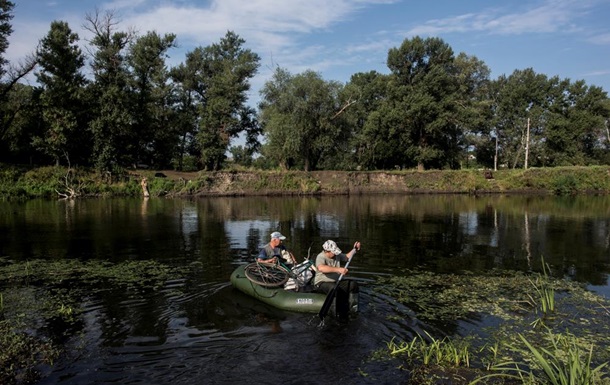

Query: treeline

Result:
[1,1,609,173]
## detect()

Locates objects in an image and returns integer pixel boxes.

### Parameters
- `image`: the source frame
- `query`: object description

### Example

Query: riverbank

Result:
[1,165,610,199]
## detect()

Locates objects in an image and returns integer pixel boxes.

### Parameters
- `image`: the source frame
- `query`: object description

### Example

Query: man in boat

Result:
[314,240,360,317]
[257,231,297,266]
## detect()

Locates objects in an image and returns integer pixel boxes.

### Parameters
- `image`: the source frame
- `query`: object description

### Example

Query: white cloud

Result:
[407,0,595,37]
[588,32,610,45]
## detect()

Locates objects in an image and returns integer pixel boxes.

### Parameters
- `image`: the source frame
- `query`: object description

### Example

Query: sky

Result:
[5,0,610,107]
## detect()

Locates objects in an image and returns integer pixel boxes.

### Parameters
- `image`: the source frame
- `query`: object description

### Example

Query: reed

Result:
[388,331,471,368]
[471,331,608,385]
[528,257,555,327]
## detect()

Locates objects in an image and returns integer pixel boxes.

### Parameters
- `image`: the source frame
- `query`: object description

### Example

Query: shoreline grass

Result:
[1,164,610,199]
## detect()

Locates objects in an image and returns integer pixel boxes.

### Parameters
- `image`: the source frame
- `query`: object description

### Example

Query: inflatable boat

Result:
[230,264,329,313]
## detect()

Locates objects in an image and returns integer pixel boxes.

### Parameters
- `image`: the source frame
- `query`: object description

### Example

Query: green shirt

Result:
[314,251,347,285]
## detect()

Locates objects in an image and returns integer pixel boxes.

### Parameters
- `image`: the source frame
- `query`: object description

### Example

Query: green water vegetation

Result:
[0,258,187,385]
[1,164,610,199]
[374,262,610,384]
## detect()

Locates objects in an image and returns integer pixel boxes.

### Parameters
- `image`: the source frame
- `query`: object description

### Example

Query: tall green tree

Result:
[545,80,609,166]
[0,0,38,162]
[491,68,550,169]
[0,0,12,75]
[195,31,260,170]
[34,20,88,165]
[341,71,390,170]
[453,53,493,168]
[85,10,135,171]
[259,68,345,171]
[127,31,177,168]
[386,36,461,170]
[169,57,201,171]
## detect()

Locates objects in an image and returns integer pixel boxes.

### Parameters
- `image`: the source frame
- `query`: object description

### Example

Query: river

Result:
[1,195,609,384]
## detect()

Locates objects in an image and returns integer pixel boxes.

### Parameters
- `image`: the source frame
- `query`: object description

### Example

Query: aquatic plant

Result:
[378,264,610,384]
[528,257,556,327]
[473,330,609,385]
[388,331,471,368]
[0,258,188,385]
[0,320,60,385]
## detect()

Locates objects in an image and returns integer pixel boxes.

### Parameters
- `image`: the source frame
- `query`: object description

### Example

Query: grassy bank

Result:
[1,164,610,199]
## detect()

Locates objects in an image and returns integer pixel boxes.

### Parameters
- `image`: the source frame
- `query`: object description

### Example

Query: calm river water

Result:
[1,195,609,384]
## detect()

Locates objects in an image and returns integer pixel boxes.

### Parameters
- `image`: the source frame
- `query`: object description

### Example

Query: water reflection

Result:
[1,195,609,384]
[2,195,609,283]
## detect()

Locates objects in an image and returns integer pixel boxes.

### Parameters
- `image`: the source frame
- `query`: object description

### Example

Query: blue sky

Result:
[6,0,610,106]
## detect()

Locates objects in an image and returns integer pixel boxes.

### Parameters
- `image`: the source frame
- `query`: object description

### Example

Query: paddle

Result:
[318,246,357,320]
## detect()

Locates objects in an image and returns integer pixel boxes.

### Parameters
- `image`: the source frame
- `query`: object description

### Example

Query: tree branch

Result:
[331,97,357,120]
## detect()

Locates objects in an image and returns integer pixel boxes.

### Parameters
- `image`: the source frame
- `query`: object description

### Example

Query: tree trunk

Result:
[140,177,150,197]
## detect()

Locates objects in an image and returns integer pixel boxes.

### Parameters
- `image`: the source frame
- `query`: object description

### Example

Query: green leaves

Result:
[259,68,346,171]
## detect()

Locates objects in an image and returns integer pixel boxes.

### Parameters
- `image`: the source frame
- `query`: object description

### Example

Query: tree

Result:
[126,31,177,168]
[34,20,88,165]
[84,9,135,171]
[0,0,38,162]
[195,31,260,170]
[386,36,461,170]
[341,71,390,170]
[236,105,262,164]
[545,80,609,166]
[169,55,203,171]
[259,68,345,171]
[453,53,493,169]
[491,68,550,169]
[0,0,13,75]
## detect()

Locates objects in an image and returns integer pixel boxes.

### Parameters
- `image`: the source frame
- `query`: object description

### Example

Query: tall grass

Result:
[388,331,471,368]
[474,331,608,385]
[528,257,555,327]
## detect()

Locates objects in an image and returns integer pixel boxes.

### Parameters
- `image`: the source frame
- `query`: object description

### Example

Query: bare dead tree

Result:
[55,152,83,200]
[82,8,136,57]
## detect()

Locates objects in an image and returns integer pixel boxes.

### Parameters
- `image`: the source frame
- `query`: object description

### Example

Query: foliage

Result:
[1,165,609,199]
[259,67,346,171]
[85,9,135,171]
[377,264,610,384]
[388,332,471,367]
[190,31,260,171]
[0,320,60,385]
[476,332,610,385]
[0,0,38,165]
[0,3,608,172]
[528,257,556,327]
[34,20,88,166]
[126,31,177,169]
[384,36,463,170]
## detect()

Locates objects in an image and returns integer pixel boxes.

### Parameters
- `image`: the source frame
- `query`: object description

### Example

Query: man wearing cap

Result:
[314,239,361,317]
[257,231,296,265]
